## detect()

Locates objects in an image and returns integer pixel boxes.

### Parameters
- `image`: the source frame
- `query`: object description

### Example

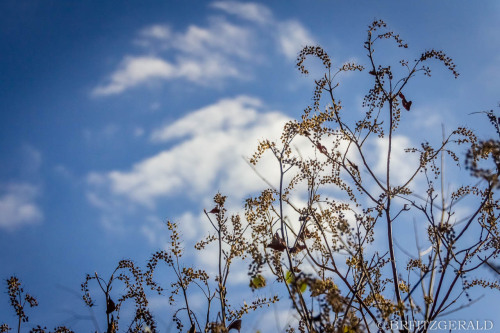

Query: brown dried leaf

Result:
[398,92,412,111]
[316,142,328,155]
[208,207,220,214]
[289,243,306,254]
[267,232,286,252]
[106,297,116,314]
[227,319,242,332]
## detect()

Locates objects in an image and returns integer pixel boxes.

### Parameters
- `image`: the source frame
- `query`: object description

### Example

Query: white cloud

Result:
[0,183,43,230]
[93,56,175,95]
[94,18,253,96]
[92,3,315,95]
[88,96,290,209]
[151,95,262,141]
[211,1,273,24]
[175,19,253,58]
[176,55,241,82]
[277,20,316,60]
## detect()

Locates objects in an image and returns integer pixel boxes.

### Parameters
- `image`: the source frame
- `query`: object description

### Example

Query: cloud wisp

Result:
[92,56,176,96]
[0,145,44,231]
[92,2,315,96]
[210,1,274,25]
[0,183,43,231]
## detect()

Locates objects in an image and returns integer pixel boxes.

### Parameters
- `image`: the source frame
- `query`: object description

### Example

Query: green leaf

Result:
[249,274,266,289]
[285,271,294,285]
[299,282,307,293]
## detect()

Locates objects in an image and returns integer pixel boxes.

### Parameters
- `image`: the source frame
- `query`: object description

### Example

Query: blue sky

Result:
[1,1,499,332]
